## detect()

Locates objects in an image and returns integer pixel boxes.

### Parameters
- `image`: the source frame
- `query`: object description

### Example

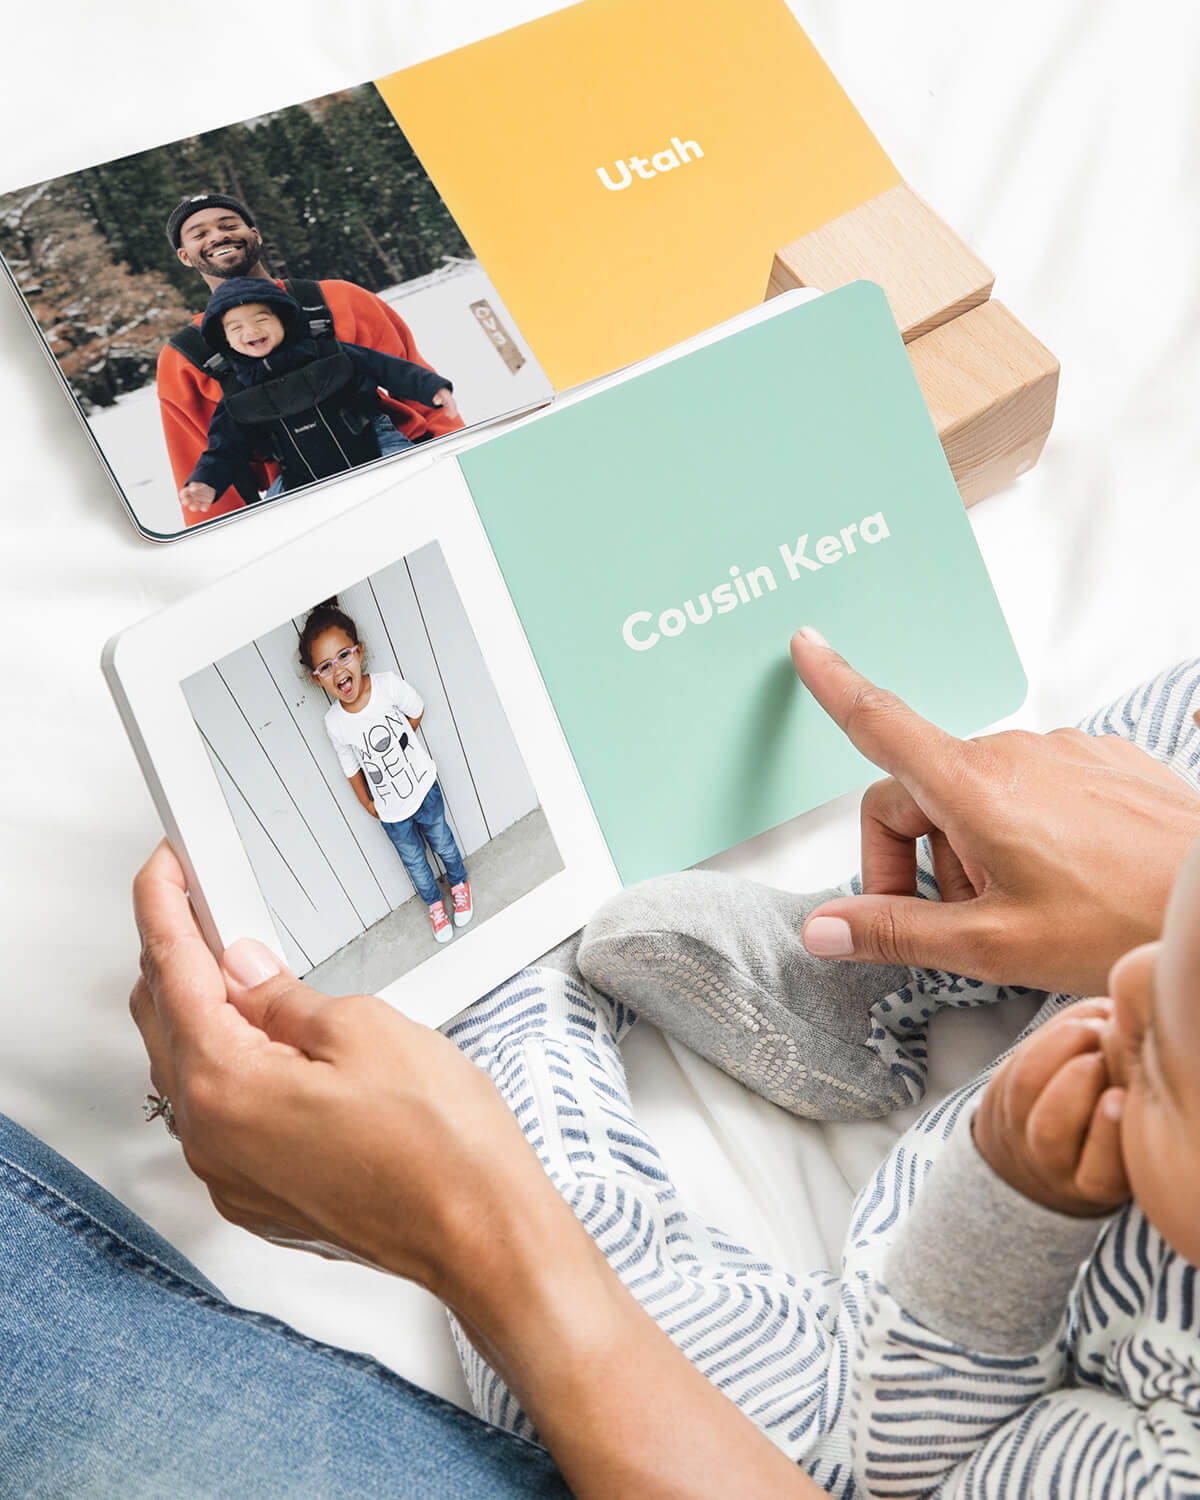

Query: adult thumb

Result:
[801,893,994,979]
[220,937,344,1055]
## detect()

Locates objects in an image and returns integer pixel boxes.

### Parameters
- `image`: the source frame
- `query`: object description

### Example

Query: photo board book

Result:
[103,286,1026,1027]
[1,0,902,543]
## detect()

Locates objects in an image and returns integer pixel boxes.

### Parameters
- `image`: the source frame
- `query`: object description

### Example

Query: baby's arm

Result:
[181,403,253,511]
[428,387,459,420]
[179,480,217,513]
[345,343,455,415]
[851,1007,1200,1497]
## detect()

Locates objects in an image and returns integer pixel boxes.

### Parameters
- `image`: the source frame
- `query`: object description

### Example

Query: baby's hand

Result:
[973,999,1131,1217]
[431,387,459,422]
[180,481,217,512]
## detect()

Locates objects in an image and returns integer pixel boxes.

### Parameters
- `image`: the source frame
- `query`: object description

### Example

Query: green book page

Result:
[459,283,1026,884]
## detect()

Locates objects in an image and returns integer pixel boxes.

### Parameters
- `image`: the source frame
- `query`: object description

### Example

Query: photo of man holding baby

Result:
[0,85,549,539]
[165,195,460,520]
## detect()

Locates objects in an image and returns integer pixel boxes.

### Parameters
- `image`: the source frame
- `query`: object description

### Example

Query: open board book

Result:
[104,288,1025,1021]
[2,0,902,541]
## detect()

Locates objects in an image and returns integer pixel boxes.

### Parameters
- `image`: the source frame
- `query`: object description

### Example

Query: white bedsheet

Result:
[1,0,1196,1412]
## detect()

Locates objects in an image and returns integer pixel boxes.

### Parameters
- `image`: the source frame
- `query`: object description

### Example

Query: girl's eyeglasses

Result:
[312,644,360,678]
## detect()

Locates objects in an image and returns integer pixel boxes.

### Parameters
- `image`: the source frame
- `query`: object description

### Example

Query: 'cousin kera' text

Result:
[621,512,890,653]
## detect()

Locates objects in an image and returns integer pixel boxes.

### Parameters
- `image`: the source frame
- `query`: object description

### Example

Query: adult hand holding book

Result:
[792,627,1200,996]
[129,840,826,1500]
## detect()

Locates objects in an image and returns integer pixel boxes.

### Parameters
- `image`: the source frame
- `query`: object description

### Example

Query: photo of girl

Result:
[180,541,562,990]
[300,600,472,945]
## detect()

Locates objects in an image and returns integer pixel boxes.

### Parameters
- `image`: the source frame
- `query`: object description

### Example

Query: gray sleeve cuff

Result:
[883,1113,1115,1354]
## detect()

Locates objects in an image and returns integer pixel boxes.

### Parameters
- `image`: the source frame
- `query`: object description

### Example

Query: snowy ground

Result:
[86,259,553,539]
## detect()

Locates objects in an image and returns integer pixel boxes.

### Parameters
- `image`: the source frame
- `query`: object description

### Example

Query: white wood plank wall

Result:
[181,542,538,972]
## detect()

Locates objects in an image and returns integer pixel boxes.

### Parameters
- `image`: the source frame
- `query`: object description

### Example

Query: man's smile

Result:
[196,234,262,278]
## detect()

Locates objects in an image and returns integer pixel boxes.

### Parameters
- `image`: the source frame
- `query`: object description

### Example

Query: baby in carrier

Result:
[178,277,458,511]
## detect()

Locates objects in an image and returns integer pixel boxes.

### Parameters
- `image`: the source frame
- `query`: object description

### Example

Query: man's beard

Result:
[200,236,263,280]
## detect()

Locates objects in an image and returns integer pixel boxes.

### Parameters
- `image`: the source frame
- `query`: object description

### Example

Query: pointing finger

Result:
[790,628,972,814]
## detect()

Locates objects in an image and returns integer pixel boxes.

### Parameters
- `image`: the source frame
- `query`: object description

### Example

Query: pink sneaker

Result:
[429,899,453,944]
[451,879,473,928]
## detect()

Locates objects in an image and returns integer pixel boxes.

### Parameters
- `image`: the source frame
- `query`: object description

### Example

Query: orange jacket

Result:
[157,278,464,527]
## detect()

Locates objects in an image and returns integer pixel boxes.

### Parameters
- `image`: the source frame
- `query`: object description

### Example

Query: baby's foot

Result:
[578,871,926,1119]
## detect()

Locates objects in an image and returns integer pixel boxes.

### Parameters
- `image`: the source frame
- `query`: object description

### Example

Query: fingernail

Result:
[797,625,829,648]
[803,916,854,958]
[223,938,282,987]
[1103,1090,1124,1122]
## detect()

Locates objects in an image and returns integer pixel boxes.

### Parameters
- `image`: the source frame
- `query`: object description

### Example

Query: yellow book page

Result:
[375,0,899,389]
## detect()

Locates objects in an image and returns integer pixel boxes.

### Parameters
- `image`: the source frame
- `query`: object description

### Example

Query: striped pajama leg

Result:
[443,968,867,1493]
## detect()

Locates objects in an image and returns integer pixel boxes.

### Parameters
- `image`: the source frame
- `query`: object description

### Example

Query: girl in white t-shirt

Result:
[300,601,473,944]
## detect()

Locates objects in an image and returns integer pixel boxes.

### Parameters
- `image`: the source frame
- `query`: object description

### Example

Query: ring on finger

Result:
[143,1092,181,1141]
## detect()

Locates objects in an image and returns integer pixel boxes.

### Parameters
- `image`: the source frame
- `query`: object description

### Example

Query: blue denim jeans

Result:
[372,413,416,458]
[0,1111,567,1498]
[264,415,415,497]
[382,780,467,907]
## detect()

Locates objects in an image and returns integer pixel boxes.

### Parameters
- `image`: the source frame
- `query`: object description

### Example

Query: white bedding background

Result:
[1,0,1196,1412]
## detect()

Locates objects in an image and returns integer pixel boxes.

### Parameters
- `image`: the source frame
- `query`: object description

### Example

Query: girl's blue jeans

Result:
[0,1110,567,1498]
[382,781,467,907]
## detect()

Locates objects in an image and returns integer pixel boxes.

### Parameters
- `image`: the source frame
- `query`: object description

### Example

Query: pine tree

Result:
[320,86,473,288]
[77,152,181,276]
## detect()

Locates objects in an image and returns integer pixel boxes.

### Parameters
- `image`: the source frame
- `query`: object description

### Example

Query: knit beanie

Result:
[166,193,256,250]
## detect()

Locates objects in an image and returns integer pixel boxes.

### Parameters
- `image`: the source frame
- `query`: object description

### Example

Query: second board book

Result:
[1,0,899,541]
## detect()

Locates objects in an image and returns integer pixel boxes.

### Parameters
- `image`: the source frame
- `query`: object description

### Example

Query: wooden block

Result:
[907,299,1060,508]
[767,182,994,341]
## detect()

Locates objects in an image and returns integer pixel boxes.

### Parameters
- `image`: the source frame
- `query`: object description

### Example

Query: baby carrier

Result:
[170,280,385,499]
